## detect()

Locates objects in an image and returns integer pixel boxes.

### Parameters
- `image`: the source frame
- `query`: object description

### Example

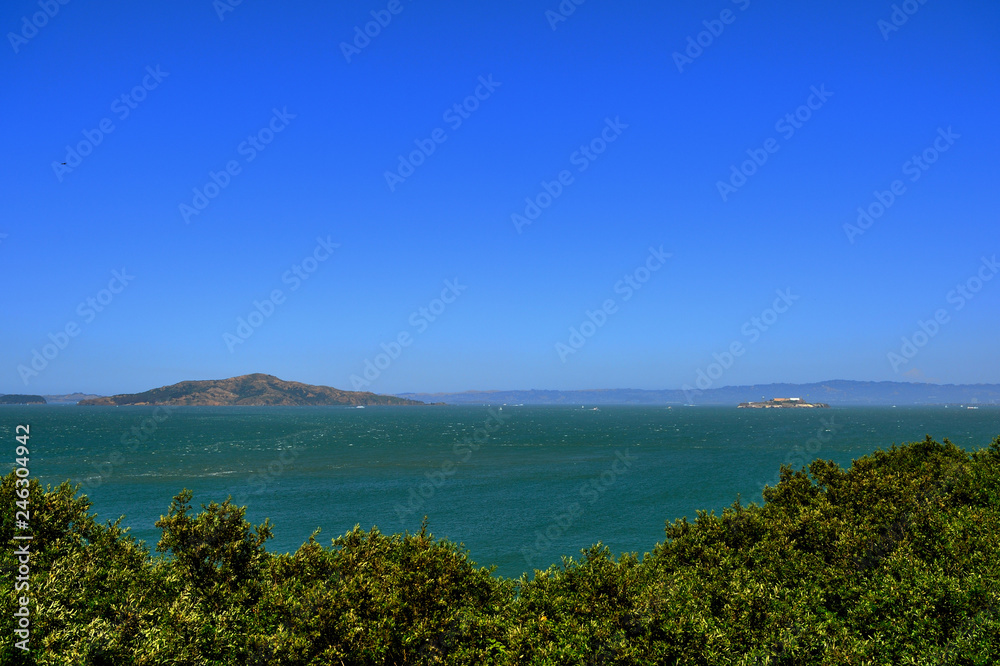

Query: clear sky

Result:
[2,0,998,395]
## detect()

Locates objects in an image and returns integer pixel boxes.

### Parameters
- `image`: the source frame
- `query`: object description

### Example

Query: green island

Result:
[3,434,999,664]
[77,374,427,407]
[0,395,46,405]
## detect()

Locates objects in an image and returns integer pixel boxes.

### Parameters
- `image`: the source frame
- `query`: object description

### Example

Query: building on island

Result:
[737,397,829,409]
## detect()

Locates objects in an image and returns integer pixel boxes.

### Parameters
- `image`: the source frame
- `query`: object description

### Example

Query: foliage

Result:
[3,434,999,664]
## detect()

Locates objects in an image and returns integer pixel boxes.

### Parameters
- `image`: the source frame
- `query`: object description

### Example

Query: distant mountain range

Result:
[42,393,104,405]
[77,374,427,407]
[8,379,1000,407]
[397,381,1000,406]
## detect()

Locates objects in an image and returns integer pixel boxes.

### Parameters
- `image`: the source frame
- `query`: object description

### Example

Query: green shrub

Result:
[2,434,999,664]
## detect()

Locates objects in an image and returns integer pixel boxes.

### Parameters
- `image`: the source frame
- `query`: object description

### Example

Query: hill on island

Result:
[78,374,426,407]
[0,394,46,405]
[42,393,105,405]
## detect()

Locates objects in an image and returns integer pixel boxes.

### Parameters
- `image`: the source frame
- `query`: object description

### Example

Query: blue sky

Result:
[2,0,998,395]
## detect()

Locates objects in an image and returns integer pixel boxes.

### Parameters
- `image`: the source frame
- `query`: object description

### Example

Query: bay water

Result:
[3,405,997,578]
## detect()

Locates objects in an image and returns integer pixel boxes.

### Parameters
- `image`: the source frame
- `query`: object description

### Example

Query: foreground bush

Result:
[2,435,999,664]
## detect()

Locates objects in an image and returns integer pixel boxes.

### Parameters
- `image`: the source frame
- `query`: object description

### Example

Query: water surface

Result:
[3,405,997,578]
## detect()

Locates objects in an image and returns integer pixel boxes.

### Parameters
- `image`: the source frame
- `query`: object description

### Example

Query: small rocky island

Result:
[738,397,830,409]
[0,394,47,405]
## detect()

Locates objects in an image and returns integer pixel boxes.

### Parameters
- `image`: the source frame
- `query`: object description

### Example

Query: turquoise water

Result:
[2,405,998,578]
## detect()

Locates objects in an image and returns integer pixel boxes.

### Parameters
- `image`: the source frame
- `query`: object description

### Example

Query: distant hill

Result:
[0,394,46,405]
[78,374,427,407]
[397,380,1000,406]
[42,393,105,405]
